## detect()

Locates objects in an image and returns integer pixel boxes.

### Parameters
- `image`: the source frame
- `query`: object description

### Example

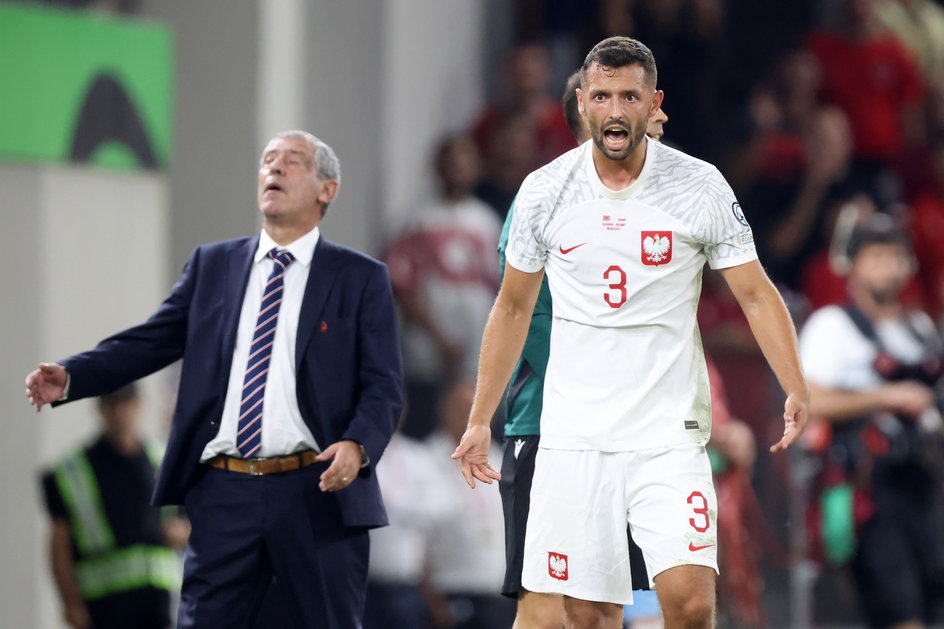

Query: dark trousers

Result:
[364,582,430,629]
[178,463,369,629]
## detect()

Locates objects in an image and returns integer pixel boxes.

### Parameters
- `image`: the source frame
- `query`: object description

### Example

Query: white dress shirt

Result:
[200,226,322,460]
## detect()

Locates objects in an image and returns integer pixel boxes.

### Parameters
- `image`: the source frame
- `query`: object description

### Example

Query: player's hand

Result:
[316,440,361,492]
[25,363,67,411]
[770,391,809,453]
[451,424,501,488]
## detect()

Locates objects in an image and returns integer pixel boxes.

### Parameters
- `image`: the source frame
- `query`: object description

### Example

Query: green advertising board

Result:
[0,3,173,170]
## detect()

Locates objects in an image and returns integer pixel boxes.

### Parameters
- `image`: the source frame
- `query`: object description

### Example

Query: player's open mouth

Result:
[264,183,284,194]
[603,126,629,149]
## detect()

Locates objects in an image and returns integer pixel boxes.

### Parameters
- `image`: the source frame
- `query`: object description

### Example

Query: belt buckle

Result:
[247,459,264,476]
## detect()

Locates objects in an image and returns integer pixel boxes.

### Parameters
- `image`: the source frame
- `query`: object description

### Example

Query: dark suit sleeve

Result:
[341,263,403,471]
[57,248,200,403]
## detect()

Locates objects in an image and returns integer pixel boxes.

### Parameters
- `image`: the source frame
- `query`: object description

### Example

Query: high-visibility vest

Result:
[53,445,182,601]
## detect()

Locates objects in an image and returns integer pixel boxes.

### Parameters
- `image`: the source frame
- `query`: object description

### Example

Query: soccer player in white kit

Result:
[453,37,810,629]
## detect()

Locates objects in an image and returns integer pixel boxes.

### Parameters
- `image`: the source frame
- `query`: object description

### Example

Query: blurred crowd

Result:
[377,0,944,627]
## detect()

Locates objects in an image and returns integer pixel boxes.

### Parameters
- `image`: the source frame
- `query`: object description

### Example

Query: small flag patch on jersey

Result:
[739,231,754,246]
[684,420,699,430]
[548,552,568,580]
[641,231,672,265]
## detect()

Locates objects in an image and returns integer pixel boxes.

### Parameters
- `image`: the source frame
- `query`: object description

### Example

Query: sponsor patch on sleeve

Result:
[738,231,754,246]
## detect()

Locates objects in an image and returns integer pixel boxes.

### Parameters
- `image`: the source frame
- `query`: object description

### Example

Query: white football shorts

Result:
[521,445,719,604]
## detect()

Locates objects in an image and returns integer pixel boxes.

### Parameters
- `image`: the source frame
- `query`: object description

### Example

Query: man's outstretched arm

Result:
[452,262,544,487]
[719,260,810,452]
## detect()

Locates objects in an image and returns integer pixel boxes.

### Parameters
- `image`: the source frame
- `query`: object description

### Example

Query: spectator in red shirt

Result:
[908,140,944,322]
[807,0,926,210]
[471,43,576,180]
[807,0,925,164]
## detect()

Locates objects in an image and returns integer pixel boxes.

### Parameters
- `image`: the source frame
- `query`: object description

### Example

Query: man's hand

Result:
[64,602,92,629]
[770,392,809,453]
[162,516,191,550]
[879,381,935,419]
[315,440,362,492]
[451,424,501,488]
[25,363,67,411]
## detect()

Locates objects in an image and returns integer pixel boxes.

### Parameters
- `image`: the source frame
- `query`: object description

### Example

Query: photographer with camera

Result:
[800,214,944,629]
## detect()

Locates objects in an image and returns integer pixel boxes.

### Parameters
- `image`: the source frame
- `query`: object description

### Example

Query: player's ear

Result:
[651,90,664,117]
[577,88,585,117]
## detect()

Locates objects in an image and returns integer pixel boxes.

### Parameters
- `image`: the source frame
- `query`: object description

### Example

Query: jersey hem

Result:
[538,435,710,452]
[707,250,758,270]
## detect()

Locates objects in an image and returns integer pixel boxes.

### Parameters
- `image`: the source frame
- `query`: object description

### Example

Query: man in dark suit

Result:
[26,130,404,629]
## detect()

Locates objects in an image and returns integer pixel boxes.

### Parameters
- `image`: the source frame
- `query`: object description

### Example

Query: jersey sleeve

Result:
[505,174,549,273]
[700,166,759,270]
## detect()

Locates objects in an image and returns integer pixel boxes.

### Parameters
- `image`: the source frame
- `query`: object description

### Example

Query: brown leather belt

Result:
[206,450,319,475]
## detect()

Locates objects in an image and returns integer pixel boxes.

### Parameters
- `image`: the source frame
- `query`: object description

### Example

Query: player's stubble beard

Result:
[590,118,648,162]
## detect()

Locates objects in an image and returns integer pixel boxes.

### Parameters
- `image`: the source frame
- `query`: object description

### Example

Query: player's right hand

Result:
[451,424,501,489]
[25,363,67,411]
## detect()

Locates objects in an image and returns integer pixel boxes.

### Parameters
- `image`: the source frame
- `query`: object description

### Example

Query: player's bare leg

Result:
[563,597,623,629]
[654,564,716,629]
[514,590,566,629]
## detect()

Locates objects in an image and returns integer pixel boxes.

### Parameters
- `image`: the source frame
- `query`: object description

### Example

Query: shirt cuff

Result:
[58,369,70,401]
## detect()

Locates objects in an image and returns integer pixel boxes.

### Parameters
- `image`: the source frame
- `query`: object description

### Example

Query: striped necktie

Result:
[236,248,295,458]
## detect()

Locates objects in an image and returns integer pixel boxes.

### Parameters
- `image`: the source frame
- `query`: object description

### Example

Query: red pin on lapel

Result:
[320,321,328,333]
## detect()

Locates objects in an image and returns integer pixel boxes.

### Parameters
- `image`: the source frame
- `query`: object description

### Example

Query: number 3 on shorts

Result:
[687,491,710,533]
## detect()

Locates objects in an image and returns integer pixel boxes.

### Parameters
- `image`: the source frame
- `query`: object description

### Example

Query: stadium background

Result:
[2,1,942,627]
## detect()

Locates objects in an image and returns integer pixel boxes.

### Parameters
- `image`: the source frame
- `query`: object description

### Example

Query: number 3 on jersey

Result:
[603,265,627,308]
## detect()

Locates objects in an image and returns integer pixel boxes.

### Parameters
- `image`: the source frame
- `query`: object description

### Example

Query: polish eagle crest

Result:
[548,552,568,580]
[641,231,673,265]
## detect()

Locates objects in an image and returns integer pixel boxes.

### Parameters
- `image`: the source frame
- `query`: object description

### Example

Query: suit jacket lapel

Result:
[219,237,258,372]
[296,237,340,370]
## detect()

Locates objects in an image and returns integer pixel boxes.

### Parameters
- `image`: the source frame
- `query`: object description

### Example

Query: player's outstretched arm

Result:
[719,260,810,452]
[453,262,544,488]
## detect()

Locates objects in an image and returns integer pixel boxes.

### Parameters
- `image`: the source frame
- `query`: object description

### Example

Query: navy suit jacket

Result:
[58,235,403,528]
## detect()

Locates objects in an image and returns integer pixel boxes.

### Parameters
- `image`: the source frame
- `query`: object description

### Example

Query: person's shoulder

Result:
[530,141,586,181]
[187,236,257,262]
[904,308,939,339]
[319,238,386,272]
[802,304,852,335]
[653,141,717,176]
[516,143,587,212]
[648,142,724,198]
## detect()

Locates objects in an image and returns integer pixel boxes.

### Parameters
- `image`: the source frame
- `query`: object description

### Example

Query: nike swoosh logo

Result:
[559,242,587,255]
[689,542,714,552]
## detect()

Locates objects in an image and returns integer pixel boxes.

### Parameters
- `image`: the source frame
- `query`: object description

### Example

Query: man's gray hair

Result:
[273,130,341,212]
[274,130,341,184]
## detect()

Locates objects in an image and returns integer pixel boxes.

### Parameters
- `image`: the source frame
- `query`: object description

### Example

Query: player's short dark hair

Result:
[561,71,583,141]
[847,214,911,260]
[581,36,657,88]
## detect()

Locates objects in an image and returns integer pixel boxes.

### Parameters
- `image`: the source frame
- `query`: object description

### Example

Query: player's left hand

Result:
[316,440,361,492]
[451,424,501,488]
[770,392,809,453]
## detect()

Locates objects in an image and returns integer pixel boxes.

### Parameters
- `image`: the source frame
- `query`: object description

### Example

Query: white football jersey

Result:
[506,138,757,451]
